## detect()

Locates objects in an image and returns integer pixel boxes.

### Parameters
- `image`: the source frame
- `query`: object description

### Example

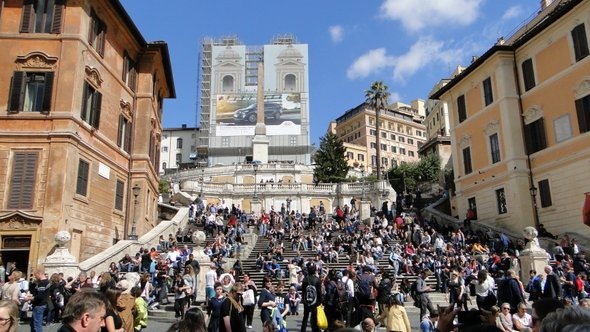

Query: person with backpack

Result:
[354,266,378,327]
[322,270,344,331]
[341,269,355,327]
[300,263,321,332]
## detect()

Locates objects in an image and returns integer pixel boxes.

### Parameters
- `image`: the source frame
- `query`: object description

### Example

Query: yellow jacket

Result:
[378,304,411,332]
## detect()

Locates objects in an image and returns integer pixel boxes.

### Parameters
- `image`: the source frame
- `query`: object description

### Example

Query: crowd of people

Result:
[1,191,590,332]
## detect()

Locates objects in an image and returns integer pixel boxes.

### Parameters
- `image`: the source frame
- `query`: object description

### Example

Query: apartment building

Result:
[430,0,590,235]
[0,0,175,272]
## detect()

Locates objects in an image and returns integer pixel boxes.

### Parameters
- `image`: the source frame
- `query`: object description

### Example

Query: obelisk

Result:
[252,61,269,163]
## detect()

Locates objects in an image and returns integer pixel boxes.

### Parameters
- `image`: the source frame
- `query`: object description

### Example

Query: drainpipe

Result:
[512,50,540,230]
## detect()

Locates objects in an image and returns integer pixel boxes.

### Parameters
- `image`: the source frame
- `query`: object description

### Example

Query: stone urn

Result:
[192,230,206,247]
[54,230,72,248]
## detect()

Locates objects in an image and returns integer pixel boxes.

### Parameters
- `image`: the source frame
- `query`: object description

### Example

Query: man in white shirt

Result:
[205,263,218,303]
[341,270,355,327]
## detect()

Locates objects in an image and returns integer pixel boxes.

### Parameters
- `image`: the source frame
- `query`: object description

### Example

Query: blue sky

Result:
[120,0,541,145]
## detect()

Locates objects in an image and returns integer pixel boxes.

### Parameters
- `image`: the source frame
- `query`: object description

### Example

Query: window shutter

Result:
[50,0,65,34]
[122,54,129,82]
[41,72,54,114]
[88,11,96,45]
[537,118,546,150]
[81,83,89,121]
[8,152,38,209]
[129,65,137,92]
[576,98,589,133]
[76,160,89,196]
[117,115,124,147]
[97,21,106,56]
[124,121,132,152]
[115,180,124,211]
[92,92,102,128]
[8,71,26,113]
[20,0,34,33]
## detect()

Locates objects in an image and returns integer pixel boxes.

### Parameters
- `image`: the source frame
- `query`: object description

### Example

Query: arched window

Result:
[284,74,296,91]
[162,162,167,169]
[176,138,183,148]
[222,75,234,92]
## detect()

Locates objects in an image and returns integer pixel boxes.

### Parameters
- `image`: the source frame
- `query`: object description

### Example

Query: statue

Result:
[523,226,541,251]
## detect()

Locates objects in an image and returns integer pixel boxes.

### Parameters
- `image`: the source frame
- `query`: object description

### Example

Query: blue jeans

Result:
[31,304,46,332]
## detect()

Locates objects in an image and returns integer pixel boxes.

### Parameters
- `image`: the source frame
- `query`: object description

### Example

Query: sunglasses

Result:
[503,307,510,310]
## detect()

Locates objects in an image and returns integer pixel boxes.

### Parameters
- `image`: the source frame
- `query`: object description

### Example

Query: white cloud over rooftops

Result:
[379,0,484,32]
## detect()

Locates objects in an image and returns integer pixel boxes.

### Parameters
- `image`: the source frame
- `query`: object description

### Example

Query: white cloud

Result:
[329,25,344,43]
[347,37,473,83]
[379,0,484,32]
[502,5,522,20]
[346,48,395,80]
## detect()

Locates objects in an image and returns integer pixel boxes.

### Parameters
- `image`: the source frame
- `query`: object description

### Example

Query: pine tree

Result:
[313,132,349,183]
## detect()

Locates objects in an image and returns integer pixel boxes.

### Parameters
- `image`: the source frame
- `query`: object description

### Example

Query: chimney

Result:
[181,124,187,129]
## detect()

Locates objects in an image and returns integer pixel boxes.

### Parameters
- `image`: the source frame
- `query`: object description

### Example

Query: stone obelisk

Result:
[252,61,269,163]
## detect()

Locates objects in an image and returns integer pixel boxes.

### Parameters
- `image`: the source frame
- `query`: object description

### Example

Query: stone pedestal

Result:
[191,231,210,303]
[44,248,80,277]
[251,198,262,215]
[252,134,269,163]
[359,199,371,222]
[519,248,549,279]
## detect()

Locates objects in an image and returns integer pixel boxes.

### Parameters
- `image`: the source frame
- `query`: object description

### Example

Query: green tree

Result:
[365,81,390,181]
[313,132,349,183]
[387,154,441,194]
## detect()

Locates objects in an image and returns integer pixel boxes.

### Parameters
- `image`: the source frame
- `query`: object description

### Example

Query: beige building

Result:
[332,100,427,175]
[430,0,590,236]
[0,0,175,273]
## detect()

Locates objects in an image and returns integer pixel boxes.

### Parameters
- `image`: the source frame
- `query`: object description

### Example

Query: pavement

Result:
[20,296,460,331]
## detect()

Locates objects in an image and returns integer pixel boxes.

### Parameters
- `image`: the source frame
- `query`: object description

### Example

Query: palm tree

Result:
[365,81,390,180]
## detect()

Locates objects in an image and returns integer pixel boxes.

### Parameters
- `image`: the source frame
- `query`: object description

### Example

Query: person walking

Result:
[416,269,435,322]
[378,294,411,332]
[27,268,50,332]
[300,263,322,332]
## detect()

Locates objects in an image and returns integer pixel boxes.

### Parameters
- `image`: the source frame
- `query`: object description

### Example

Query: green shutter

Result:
[8,152,38,209]
[20,0,34,33]
[8,71,25,113]
[41,72,54,113]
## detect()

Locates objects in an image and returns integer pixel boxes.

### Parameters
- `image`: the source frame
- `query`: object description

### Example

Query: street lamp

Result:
[253,164,259,199]
[128,184,140,240]
[529,186,540,229]
[361,168,366,200]
[199,169,204,197]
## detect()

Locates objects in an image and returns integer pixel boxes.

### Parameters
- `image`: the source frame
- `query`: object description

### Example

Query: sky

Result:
[120,0,542,145]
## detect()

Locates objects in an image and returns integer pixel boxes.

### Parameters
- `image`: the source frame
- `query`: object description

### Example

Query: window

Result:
[463,147,472,174]
[538,179,552,208]
[524,118,547,154]
[575,95,590,133]
[496,188,507,214]
[391,146,397,153]
[81,82,102,128]
[370,129,376,136]
[380,143,387,151]
[88,10,106,56]
[20,0,64,33]
[122,52,137,91]
[522,58,536,91]
[8,71,54,113]
[370,142,376,149]
[115,180,124,211]
[572,23,589,62]
[467,197,477,218]
[222,137,229,147]
[400,148,406,155]
[457,95,467,123]
[381,157,388,166]
[371,155,376,166]
[408,138,414,145]
[489,133,501,163]
[76,159,90,196]
[381,132,387,138]
[347,152,354,159]
[175,153,182,165]
[392,159,397,167]
[399,137,405,143]
[284,74,296,91]
[390,134,396,140]
[358,154,364,161]
[8,152,38,209]
[162,146,168,152]
[408,151,415,157]
[176,138,183,149]
[117,115,131,152]
[483,77,494,106]
[289,136,297,146]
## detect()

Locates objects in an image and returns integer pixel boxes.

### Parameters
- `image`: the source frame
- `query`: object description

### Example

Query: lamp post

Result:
[253,164,259,199]
[128,184,140,240]
[529,186,540,229]
[361,168,366,200]
[199,169,204,198]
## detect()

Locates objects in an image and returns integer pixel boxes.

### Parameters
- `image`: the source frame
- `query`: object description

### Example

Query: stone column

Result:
[359,199,372,222]
[518,227,550,279]
[43,231,80,277]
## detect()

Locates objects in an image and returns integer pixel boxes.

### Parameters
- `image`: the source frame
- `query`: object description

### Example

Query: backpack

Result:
[323,281,338,307]
[356,274,373,300]
[410,280,419,301]
[304,278,318,306]
[336,280,348,304]
[575,277,584,293]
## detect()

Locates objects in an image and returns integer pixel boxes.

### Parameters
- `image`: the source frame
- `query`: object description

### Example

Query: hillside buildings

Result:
[195,35,311,167]
[430,0,590,236]
[0,0,175,272]
[331,100,427,176]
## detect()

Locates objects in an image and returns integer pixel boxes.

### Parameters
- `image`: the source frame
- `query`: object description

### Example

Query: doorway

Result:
[1,235,31,277]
